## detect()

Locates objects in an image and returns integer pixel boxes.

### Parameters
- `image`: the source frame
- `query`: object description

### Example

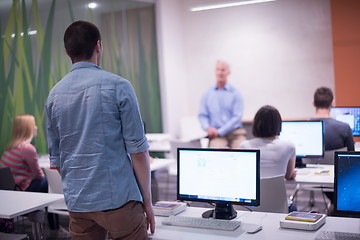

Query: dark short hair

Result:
[314,87,333,109]
[64,21,101,62]
[252,105,282,138]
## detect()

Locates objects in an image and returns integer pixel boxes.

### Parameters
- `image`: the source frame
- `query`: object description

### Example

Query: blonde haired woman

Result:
[0,115,65,233]
[0,115,46,191]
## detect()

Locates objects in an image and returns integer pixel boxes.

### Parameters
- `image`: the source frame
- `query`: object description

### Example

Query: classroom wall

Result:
[156,0,335,138]
[155,0,187,137]
[331,0,360,106]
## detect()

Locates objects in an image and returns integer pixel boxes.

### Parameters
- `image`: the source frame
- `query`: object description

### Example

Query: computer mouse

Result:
[246,225,263,234]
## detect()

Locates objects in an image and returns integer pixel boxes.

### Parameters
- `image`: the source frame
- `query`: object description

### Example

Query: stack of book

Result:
[153,201,187,216]
[285,212,324,222]
[280,211,326,230]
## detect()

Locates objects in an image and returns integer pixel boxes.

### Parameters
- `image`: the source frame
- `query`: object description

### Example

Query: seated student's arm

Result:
[131,151,155,234]
[285,155,296,180]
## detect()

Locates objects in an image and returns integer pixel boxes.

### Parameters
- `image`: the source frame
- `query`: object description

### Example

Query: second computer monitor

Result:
[334,151,360,218]
[330,107,360,136]
[279,120,324,158]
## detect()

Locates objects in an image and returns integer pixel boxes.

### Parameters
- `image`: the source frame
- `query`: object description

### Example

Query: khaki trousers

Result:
[68,201,147,240]
[209,128,247,149]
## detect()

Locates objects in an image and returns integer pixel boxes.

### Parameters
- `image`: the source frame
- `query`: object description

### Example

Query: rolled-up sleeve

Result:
[124,136,149,154]
[117,81,149,154]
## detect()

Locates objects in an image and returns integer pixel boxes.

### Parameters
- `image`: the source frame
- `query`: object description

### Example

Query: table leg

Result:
[151,171,159,204]
[31,221,45,239]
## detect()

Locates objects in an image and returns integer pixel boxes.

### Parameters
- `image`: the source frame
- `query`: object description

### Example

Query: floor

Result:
[10,169,331,239]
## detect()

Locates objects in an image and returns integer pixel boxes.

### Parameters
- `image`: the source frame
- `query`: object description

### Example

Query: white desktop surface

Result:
[0,190,64,219]
[295,164,334,186]
[146,133,171,152]
[355,142,360,151]
[146,133,171,142]
[150,207,360,240]
[150,158,174,172]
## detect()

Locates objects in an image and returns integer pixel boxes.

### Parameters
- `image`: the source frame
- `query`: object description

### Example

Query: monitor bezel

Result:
[280,120,325,158]
[330,106,360,136]
[334,151,360,218]
[176,148,260,207]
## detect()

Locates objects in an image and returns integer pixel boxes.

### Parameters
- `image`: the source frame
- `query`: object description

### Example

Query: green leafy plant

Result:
[0,0,162,154]
[0,0,60,153]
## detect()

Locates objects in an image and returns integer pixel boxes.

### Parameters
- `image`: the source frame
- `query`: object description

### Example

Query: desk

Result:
[38,155,173,172]
[295,164,334,186]
[38,155,174,203]
[355,142,360,151]
[151,158,174,172]
[291,164,334,208]
[150,158,174,203]
[150,207,360,240]
[0,190,64,239]
[146,133,171,152]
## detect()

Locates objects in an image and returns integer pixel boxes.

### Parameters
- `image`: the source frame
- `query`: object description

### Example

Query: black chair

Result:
[0,167,21,190]
[0,167,29,239]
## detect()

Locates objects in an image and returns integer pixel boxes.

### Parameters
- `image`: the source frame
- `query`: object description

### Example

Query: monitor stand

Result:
[202,203,237,220]
[295,157,306,168]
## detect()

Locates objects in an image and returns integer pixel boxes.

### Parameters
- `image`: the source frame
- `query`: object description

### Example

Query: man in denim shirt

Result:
[46,21,155,240]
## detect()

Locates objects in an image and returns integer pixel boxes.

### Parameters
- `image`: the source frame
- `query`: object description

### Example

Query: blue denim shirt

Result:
[46,62,149,212]
[198,83,244,136]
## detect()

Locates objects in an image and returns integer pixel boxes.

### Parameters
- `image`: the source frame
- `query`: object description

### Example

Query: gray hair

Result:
[216,60,230,71]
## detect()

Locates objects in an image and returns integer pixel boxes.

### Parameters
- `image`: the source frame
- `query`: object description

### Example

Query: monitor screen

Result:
[330,107,360,136]
[177,148,260,220]
[334,151,360,218]
[279,120,324,158]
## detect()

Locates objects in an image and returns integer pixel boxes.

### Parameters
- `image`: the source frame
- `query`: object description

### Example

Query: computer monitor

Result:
[279,120,324,158]
[177,148,260,220]
[334,151,360,218]
[330,107,360,136]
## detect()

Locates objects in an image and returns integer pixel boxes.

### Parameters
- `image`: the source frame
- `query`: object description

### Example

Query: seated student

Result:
[240,105,296,180]
[311,87,354,215]
[311,87,354,151]
[0,115,65,235]
[0,115,46,191]
[240,105,296,212]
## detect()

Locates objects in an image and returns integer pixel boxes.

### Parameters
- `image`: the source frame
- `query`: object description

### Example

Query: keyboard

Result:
[162,215,241,231]
[315,230,360,240]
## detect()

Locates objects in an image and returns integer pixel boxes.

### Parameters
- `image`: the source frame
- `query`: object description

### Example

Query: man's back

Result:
[46,62,148,212]
[312,118,354,151]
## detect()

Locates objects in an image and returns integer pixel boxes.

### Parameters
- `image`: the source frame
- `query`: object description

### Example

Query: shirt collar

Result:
[215,83,230,90]
[71,61,101,71]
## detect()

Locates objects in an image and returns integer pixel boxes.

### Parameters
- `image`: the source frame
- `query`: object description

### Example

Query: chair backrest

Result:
[179,116,206,141]
[251,175,288,213]
[44,168,68,214]
[0,167,17,190]
[303,147,347,165]
[44,168,63,194]
[169,139,202,159]
[168,139,202,176]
